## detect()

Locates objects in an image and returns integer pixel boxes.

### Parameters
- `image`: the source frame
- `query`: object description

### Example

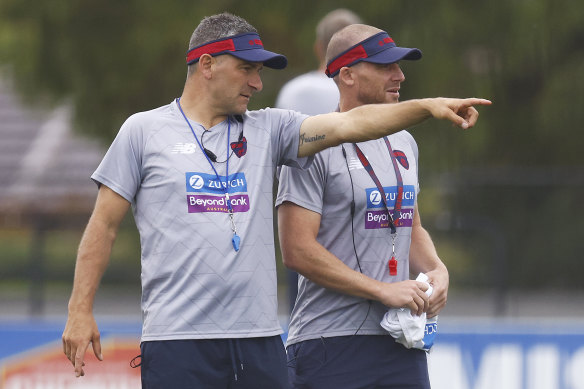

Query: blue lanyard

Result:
[176,98,241,251]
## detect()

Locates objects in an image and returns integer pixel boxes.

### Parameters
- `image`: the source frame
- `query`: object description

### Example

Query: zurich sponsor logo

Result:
[425,322,438,336]
[189,175,205,190]
[185,172,247,194]
[421,321,438,351]
[365,185,416,209]
[369,190,383,206]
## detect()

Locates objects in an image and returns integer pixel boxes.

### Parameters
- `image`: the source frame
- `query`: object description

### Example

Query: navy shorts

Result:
[140,336,289,389]
[286,335,430,389]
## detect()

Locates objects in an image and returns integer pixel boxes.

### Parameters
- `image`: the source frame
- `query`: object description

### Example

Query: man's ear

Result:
[338,67,355,86]
[199,54,214,79]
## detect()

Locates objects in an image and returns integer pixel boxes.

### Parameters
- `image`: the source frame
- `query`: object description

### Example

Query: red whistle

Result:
[388,256,398,276]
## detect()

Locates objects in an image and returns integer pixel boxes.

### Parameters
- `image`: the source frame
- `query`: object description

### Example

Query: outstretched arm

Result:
[409,205,449,318]
[62,185,130,377]
[278,201,430,316]
[297,97,492,157]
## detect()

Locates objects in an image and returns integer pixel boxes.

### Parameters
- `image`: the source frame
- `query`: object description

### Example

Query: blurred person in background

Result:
[276,9,362,115]
[277,24,453,388]
[276,8,363,314]
[62,11,489,389]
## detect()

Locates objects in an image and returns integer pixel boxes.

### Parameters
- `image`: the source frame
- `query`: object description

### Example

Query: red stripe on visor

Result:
[324,31,415,78]
[186,39,236,65]
[325,45,367,77]
[185,33,287,69]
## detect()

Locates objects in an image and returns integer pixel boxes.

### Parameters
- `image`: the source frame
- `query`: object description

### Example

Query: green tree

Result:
[1,0,582,293]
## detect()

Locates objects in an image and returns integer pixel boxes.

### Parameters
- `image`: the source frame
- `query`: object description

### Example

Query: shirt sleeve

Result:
[91,114,144,204]
[268,108,313,169]
[402,130,420,195]
[275,149,328,214]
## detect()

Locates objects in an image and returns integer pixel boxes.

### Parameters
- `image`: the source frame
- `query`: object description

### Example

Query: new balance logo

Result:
[171,143,197,154]
[347,157,363,171]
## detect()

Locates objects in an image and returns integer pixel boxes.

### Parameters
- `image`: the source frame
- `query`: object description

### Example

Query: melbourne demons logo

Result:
[393,150,409,169]
[230,137,247,158]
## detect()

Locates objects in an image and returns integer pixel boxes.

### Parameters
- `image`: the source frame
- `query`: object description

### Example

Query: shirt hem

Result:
[141,328,284,342]
[286,329,389,347]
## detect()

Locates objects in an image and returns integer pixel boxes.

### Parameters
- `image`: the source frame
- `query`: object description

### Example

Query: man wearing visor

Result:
[277,24,451,388]
[63,12,488,389]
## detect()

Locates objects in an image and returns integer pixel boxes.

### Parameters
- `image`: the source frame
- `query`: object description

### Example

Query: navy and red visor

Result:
[186,32,287,69]
[325,31,421,78]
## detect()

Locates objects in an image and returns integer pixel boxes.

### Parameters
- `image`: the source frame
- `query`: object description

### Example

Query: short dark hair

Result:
[187,13,257,75]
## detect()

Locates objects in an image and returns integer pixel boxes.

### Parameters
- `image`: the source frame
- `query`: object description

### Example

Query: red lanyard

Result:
[353,137,404,276]
[353,137,404,233]
[384,137,404,224]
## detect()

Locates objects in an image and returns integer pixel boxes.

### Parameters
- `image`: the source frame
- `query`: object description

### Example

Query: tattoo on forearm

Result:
[299,132,326,146]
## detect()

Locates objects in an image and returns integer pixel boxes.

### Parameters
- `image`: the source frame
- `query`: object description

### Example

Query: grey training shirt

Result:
[92,100,310,341]
[276,131,420,346]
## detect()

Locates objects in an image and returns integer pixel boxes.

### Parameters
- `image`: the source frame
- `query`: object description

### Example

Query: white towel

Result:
[380,273,437,352]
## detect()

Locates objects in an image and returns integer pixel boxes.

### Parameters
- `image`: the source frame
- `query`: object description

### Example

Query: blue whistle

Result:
[232,234,241,252]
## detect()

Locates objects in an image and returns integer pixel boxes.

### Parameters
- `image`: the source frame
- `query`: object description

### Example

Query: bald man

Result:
[277,24,454,388]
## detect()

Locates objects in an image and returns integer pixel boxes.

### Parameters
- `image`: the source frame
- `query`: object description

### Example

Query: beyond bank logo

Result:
[185,172,250,213]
